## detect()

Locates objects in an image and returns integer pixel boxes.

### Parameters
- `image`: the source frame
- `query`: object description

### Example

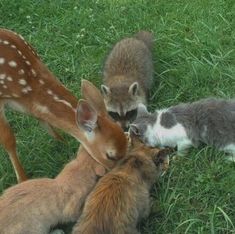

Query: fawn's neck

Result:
[55,149,100,220]
[18,60,84,141]
[55,149,98,190]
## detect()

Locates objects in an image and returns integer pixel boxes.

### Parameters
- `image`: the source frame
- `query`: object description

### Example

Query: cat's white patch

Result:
[223,144,235,161]
[145,110,192,153]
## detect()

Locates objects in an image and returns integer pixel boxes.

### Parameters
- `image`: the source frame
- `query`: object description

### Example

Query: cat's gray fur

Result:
[130,98,235,160]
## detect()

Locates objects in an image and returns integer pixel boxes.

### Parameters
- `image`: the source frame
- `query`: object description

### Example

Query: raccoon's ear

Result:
[101,85,111,97]
[137,103,148,116]
[76,99,98,132]
[128,82,139,96]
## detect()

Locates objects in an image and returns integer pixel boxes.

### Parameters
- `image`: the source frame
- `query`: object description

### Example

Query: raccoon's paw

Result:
[50,229,65,234]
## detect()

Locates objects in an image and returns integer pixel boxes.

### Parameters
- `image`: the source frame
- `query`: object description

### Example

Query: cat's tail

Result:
[134,31,154,50]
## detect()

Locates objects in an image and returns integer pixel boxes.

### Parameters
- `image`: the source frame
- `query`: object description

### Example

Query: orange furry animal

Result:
[72,135,171,234]
[0,144,128,234]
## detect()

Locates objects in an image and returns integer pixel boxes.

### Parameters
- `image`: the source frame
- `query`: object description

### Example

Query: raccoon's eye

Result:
[125,109,137,121]
[108,111,120,120]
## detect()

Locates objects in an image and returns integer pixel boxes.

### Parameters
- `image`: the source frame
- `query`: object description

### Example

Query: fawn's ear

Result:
[128,82,139,96]
[81,79,107,115]
[101,85,111,97]
[76,99,98,132]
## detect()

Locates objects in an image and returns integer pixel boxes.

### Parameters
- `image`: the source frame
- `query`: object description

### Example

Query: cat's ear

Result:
[76,99,98,132]
[101,85,111,97]
[128,82,139,96]
[137,103,148,116]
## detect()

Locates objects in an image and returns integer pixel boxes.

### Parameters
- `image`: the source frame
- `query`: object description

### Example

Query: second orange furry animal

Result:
[72,136,171,234]
[101,31,154,130]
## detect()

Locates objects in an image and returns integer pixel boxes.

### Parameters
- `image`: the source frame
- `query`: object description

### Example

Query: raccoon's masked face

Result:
[101,82,145,131]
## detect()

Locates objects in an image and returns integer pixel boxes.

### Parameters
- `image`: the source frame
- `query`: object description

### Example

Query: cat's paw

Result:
[50,229,65,234]
[226,155,235,162]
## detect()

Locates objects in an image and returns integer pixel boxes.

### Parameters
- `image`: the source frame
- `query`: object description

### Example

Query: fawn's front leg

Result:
[0,103,27,182]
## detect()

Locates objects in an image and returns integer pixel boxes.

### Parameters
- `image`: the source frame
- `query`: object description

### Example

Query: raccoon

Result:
[101,31,154,130]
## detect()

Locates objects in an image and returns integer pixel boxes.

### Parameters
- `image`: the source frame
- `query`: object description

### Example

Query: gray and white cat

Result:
[130,98,235,161]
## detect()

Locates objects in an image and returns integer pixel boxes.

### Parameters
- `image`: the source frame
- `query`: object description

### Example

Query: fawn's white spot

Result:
[0,58,5,65]
[25,60,31,66]
[19,79,27,86]
[22,55,26,59]
[9,61,17,67]
[47,89,53,95]
[39,79,45,85]
[3,95,11,98]
[10,44,16,49]
[0,80,4,84]
[26,86,32,91]
[0,91,2,95]
[19,34,25,41]
[54,99,73,108]
[34,104,50,114]
[0,74,6,79]
[18,69,25,75]
[31,69,36,77]
[22,87,28,93]
[3,85,7,89]
[7,76,13,81]
[17,50,22,56]
[12,93,19,98]
[3,40,9,45]
[53,95,59,100]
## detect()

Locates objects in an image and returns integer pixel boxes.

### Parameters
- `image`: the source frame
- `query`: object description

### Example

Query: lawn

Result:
[0,0,234,233]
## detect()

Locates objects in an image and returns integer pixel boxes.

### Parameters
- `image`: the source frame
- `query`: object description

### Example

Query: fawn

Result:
[0,28,126,182]
[72,134,171,234]
[0,141,127,234]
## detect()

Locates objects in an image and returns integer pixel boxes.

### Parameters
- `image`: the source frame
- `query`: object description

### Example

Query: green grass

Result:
[0,0,235,233]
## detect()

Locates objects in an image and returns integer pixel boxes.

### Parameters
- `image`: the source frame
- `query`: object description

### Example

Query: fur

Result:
[130,98,235,160]
[72,136,171,234]
[0,145,125,234]
[101,31,154,130]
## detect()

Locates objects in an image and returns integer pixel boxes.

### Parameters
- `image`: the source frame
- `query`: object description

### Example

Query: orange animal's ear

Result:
[76,99,98,132]
[129,130,144,148]
[152,148,172,170]
[81,79,107,115]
